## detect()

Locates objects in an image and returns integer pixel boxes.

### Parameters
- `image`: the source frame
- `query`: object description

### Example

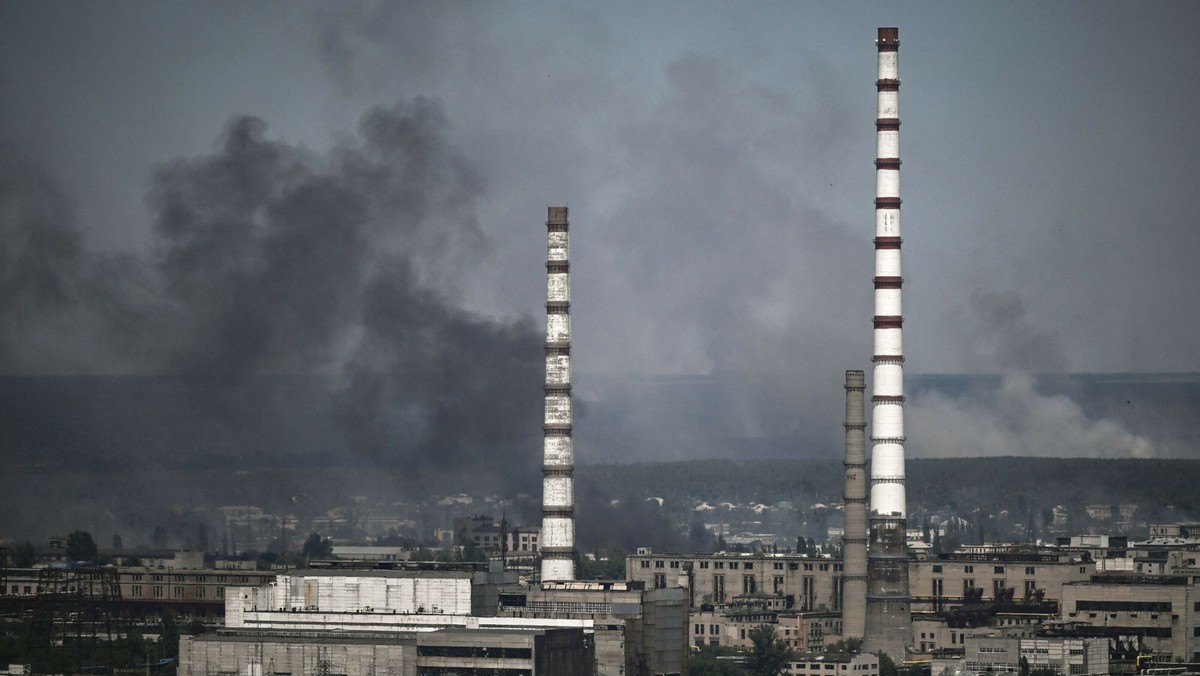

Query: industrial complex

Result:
[5,25,1200,676]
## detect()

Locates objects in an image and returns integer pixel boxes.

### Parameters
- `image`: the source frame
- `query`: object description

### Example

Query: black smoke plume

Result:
[0,99,543,538]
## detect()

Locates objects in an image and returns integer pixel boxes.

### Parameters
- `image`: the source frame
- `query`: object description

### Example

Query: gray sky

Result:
[2,1,1198,462]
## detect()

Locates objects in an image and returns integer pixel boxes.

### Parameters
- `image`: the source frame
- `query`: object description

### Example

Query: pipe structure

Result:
[864,26,912,659]
[541,206,575,582]
[842,369,868,640]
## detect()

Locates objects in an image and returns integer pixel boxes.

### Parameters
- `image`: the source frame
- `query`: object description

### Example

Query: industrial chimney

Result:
[864,26,913,658]
[842,369,868,640]
[541,206,575,582]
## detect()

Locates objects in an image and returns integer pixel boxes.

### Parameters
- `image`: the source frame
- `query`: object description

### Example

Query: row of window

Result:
[126,573,256,584]
[930,564,1038,575]
[645,559,841,572]
[127,585,224,599]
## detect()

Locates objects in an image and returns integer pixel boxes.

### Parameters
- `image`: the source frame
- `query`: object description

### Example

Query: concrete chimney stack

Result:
[541,206,575,582]
[864,26,913,658]
[842,369,868,640]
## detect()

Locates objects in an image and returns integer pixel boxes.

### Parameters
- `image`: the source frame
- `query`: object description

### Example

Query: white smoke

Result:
[908,374,1154,458]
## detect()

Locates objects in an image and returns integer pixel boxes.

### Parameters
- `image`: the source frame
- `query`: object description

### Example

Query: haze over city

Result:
[2,0,1199,515]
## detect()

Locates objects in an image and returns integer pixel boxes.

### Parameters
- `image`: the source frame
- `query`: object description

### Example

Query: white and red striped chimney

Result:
[864,26,913,659]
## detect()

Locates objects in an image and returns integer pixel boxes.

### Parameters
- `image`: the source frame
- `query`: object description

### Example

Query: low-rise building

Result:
[787,651,878,676]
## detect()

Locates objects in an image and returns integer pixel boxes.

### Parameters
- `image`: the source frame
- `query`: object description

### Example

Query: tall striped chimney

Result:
[541,206,575,582]
[864,26,912,658]
[842,369,868,640]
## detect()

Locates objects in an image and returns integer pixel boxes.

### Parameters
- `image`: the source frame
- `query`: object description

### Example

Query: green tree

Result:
[65,530,98,561]
[745,624,792,676]
[10,541,37,567]
[301,532,333,560]
[161,612,180,659]
[879,651,898,676]
[690,645,748,675]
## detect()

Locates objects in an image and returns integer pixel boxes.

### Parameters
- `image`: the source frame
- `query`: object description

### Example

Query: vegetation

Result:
[578,550,627,580]
[746,624,793,676]
[9,541,36,567]
[690,645,748,675]
[65,530,98,561]
[301,532,333,559]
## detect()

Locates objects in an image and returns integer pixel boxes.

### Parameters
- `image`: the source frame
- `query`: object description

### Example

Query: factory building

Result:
[500,580,690,676]
[1061,575,1200,661]
[180,626,594,676]
[954,634,1109,676]
[909,553,1093,612]
[627,551,846,612]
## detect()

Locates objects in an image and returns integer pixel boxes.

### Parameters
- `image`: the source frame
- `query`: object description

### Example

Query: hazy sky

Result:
[2,1,1198,462]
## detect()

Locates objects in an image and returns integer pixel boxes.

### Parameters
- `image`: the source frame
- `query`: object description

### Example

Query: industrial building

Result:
[180,626,594,676]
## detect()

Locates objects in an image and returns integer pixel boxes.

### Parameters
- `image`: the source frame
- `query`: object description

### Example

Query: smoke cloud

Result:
[907,288,1158,459]
[0,99,544,537]
[908,374,1155,458]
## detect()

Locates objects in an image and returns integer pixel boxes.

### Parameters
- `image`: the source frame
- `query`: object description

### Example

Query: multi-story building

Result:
[181,626,594,675]
[452,515,541,557]
[0,565,276,621]
[958,633,1108,676]
[1061,575,1199,661]
[627,551,844,612]
[499,580,689,676]
[687,597,801,652]
[909,553,1092,612]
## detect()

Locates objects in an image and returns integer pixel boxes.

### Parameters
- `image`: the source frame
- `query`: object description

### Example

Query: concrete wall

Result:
[180,634,417,676]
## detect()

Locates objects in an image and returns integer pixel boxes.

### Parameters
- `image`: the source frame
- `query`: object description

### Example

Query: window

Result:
[1025,566,1036,575]
[730,562,739,570]
[774,562,784,570]
[964,565,974,574]
[653,574,666,589]
[932,565,943,573]
[174,586,184,598]
[670,561,680,569]
[700,561,709,569]
[715,561,725,569]
[743,575,756,594]
[745,562,753,570]
[655,560,664,568]
[153,586,164,598]
[994,566,1005,574]
[131,585,142,597]
[641,560,650,569]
